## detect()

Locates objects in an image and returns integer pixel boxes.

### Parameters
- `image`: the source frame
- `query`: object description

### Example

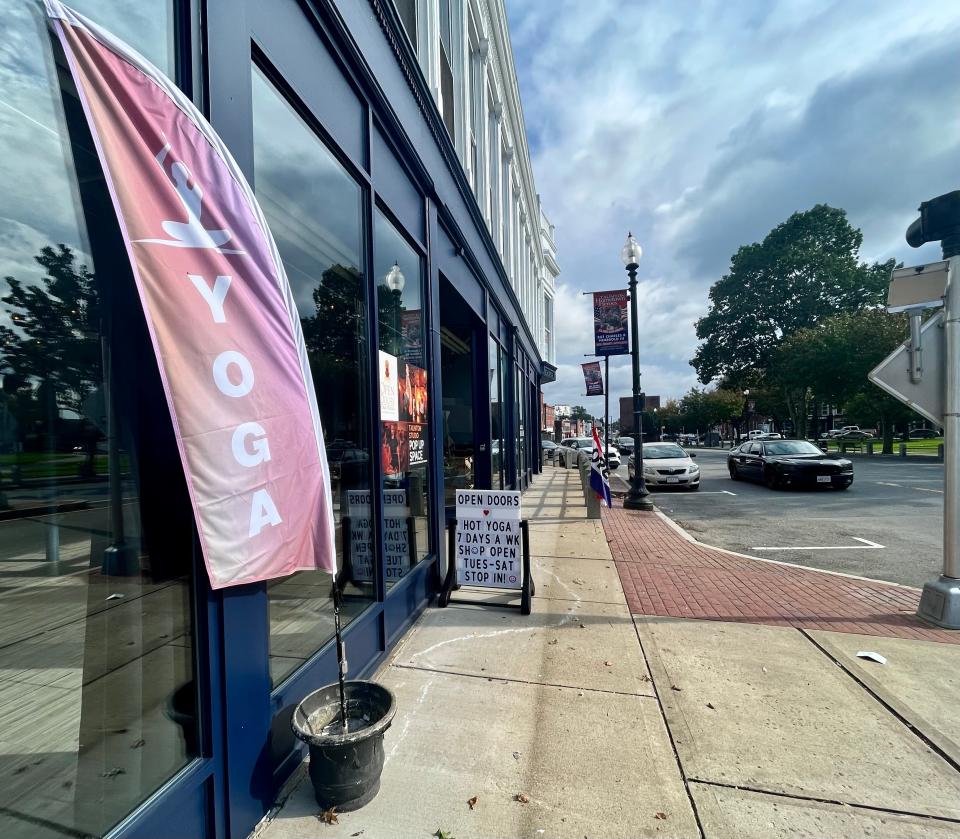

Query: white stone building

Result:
[392,0,558,364]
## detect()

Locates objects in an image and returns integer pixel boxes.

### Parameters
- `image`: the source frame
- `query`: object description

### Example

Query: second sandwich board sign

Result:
[440,489,534,614]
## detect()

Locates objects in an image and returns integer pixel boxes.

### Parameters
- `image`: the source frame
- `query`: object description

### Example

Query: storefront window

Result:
[516,364,526,483]
[489,336,503,489]
[0,4,196,837]
[252,67,375,686]
[375,211,431,581]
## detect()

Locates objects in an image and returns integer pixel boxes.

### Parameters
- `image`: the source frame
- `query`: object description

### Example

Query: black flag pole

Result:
[332,577,349,733]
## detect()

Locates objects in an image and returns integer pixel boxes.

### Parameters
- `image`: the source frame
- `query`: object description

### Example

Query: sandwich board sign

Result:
[440,489,534,614]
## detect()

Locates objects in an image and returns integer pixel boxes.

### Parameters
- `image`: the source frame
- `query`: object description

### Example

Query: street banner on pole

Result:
[582,361,604,395]
[47,1,336,588]
[589,427,612,508]
[593,290,629,356]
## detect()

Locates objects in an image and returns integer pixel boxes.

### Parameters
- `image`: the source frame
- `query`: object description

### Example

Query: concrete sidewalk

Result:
[255,466,960,839]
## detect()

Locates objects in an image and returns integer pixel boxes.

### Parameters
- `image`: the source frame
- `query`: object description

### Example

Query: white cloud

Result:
[507,0,960,410]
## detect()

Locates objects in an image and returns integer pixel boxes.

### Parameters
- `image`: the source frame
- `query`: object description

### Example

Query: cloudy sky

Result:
[504,0,959,410]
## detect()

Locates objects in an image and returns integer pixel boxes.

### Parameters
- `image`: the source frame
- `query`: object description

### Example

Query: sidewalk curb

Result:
[651,509,922,593]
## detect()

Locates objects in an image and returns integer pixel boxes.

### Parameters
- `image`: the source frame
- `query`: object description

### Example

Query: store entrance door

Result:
[439,279,490,516]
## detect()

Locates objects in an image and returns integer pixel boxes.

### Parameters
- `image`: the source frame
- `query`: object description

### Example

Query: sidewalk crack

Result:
[688,778,960,825]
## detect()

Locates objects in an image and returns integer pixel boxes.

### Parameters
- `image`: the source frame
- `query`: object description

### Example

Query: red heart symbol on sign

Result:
[483,509,490,516]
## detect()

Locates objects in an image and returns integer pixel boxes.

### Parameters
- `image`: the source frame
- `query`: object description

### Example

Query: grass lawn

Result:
[821,437,943,455]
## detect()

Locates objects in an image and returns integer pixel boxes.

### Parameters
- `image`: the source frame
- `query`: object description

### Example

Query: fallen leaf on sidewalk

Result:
[706,703,716,710]
[604,660,613,666]
[515,793,530,804]
[578,623,587,629]
[433,830,454,839]
[513,751,521,759]
[670,685,682,692]
[318,807,338,824]
[654,812,667,820]
[467,796,478,810]
[548,639,558,645]
[573,578,585,585]
[350,832,364,837]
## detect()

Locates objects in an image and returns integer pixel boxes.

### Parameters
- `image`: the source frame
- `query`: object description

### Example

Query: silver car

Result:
[627,442,700,490]
[559,437,621,470]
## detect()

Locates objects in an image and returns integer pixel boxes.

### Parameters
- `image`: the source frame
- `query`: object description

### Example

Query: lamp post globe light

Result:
[621,232,654,511]
[385,261,405,354]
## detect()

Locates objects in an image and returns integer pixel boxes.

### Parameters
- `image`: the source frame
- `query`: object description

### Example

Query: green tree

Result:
[570,405,591,421]
[692,205,893,386]
[768,308,913,449]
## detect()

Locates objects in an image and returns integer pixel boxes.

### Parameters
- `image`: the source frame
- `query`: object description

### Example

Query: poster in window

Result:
[379,349,400,421]
[407,422,427,466]
[381,420,409,476]
[398,361,429,424]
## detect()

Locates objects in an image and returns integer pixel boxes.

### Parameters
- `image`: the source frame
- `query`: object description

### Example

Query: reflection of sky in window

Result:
[251,67,362,318]
[374,209,421,347]
[0,1,171,330]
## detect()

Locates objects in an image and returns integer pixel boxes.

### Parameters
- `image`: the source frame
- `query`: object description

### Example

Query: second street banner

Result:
[582,361,604,396]
[593,290,629,356]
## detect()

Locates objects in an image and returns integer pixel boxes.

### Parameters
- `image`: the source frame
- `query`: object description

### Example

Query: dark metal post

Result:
[624,265,653,511]
[604,355,610,465]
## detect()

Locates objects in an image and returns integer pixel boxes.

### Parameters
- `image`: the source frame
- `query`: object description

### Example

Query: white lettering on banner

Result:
[249,488,282,536]
[455,490,522,589]
[213,350,254,398]
[188,273,232,323]
[231,421,271,467]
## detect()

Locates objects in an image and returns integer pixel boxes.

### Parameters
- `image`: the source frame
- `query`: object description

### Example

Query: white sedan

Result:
[627,442,700,490]
[559,437,621,470]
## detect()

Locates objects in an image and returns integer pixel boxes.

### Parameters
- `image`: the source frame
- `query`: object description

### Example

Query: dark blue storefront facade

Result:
[0,2,547,838]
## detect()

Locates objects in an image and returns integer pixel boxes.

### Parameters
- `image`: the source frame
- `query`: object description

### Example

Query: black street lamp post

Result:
[621,233,653,511]
[385,261,405,356]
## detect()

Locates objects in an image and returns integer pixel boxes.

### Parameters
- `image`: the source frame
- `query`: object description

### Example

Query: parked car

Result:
[758,432,783,440]
[909,428,941,439]
[541,439,560,462]
[559,437,621,469]
[628,443,699,490]
[678,433,700,446]
[727,439,853,490]
[835,430,874,440]
[617,436,635,454]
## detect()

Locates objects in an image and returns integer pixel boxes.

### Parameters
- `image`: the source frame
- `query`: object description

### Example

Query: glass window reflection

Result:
[251,67,375,686]
[0,4,195,838]
[375,211,431,582]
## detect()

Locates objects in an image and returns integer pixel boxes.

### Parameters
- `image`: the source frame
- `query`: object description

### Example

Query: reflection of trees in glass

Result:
[0,244,102,469]
[1,244,102,413]
[301,264,367,445]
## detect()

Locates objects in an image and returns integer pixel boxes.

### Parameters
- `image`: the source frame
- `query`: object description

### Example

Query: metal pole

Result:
[917,252,960,628]
[604,355,610,466]
[332,582,349,732]
[943,255,959,579]
[624,265,653,511]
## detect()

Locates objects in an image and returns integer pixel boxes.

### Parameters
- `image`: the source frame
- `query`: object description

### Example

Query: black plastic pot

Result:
[291,680,396,812]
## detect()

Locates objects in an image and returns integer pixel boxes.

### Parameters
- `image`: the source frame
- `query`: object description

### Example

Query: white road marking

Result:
[752,536,885,551]
[668,490,737,496]
[874,480,943,494]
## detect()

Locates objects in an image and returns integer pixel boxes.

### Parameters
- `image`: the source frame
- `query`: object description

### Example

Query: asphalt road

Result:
[615,447,944,588]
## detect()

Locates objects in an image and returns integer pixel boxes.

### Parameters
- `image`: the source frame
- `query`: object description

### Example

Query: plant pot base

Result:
[292,681,396,812]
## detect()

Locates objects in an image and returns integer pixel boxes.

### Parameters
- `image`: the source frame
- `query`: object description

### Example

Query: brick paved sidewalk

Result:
[604,505,960,644]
